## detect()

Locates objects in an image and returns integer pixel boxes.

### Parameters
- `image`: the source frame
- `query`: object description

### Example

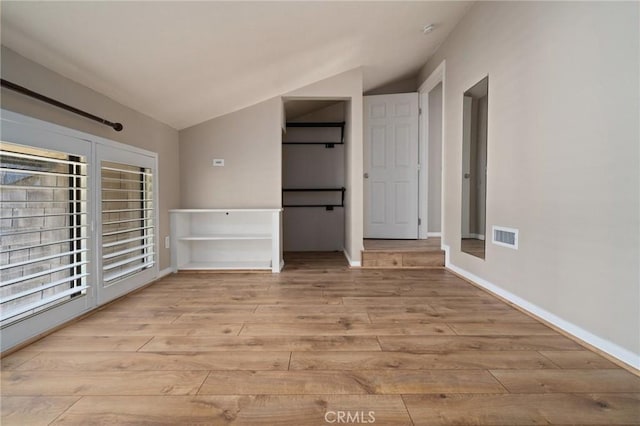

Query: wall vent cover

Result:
[492,226,518,249]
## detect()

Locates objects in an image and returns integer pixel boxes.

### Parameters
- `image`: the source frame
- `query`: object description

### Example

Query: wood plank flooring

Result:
[364,239,443,251]
[2,252,638,425]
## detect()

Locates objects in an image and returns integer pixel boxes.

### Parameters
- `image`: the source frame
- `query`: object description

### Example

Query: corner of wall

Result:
[445,246,640,371]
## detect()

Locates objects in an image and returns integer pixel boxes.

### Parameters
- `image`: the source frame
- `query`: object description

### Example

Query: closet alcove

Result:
[282,100,347,254]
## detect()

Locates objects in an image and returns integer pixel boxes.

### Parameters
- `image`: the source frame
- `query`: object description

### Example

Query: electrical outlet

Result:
[165,236,170,249]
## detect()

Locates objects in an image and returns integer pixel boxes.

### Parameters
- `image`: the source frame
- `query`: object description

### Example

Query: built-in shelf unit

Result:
[170,209,282,273]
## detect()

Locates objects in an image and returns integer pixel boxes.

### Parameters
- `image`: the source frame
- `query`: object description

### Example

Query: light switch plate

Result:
[212,159,224,167]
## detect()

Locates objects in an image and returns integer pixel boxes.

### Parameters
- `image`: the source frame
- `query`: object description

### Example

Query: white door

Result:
[364,93,419,239]
[461,96,472,238]
[0,119,94,351]
[97,144,158,304]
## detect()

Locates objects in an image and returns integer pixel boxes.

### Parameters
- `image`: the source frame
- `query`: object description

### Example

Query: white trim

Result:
[158,267,173,279]
[343,248,361,267]
[492,225,519,249]
[279,260,285,271]
[442,245,640,371]
[427,232,442,238]
[418,91,429,239]
[271,210,282,273]
[443,243,451,263]
[153,151,161,281]
[170,208,282,213]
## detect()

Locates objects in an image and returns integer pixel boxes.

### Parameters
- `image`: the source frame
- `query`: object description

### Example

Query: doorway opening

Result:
[360,69,445,267]
[363,93,420,240]
[281,99,348,268]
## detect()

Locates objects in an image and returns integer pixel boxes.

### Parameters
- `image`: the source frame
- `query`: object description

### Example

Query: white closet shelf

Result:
[170,209,282,273]
[170,209,281,213]
[178,234,271,241]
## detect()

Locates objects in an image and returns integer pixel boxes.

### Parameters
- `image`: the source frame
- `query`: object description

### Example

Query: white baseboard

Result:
[158,267,173,279]
[463,233,485,241]
[279,260,285,272]
[427,232,442,237]
[443,244,451,263]
[343,248,361,267]
[442,245,640,371]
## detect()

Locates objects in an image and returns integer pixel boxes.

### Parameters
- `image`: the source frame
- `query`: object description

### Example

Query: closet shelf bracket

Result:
[282,187,346,211]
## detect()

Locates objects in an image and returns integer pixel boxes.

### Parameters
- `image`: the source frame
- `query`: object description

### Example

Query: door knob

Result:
[364,173,369,179]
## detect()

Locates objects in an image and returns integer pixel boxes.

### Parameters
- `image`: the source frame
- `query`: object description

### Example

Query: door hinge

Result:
[418,218,422,226]
[419,107,422,115]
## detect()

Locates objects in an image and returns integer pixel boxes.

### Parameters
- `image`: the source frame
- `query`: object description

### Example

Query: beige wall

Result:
[0,46,180,271]
[365,76,417,96]
[286,69,364,264]
[418,2,640,365]
[178,97,282,209]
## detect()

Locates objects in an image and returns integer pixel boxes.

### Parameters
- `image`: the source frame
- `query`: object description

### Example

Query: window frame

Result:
[0,109,159,352]
[0,145,90,325]
[96,143,158,304]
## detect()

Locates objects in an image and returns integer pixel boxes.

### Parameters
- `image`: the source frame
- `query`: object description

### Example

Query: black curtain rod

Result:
[1,79,123,132]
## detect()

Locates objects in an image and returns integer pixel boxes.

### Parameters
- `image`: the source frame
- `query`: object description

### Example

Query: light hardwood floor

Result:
[2,252,639,425]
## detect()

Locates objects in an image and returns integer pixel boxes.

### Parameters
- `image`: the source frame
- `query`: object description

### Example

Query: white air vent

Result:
[492,226,518,249]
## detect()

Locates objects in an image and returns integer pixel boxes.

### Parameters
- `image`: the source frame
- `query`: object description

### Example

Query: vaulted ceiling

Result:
[1,1,472,130]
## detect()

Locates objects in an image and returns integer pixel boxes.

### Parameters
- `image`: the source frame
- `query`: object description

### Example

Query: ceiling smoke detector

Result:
[423,24,435,34]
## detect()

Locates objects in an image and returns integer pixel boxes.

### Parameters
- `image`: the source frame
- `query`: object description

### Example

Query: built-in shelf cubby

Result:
[170,209,282,272]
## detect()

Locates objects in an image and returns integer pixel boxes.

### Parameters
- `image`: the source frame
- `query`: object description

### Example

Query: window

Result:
[1,109,158,352]
[0,143,89,327]
[101,161,154,284]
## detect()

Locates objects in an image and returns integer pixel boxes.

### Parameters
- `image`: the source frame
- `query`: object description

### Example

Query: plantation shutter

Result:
[101,161,155,285]
[0,143,89,326]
